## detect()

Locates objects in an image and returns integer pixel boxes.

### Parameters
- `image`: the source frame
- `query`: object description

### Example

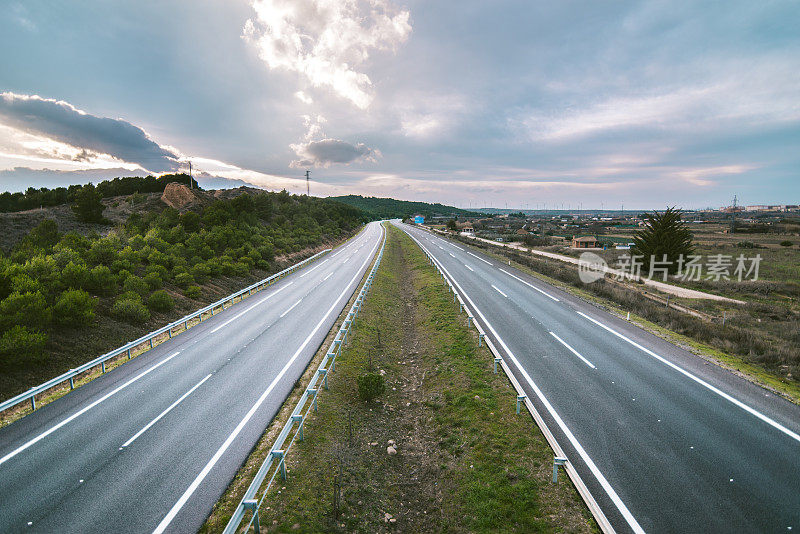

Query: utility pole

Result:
[188,161,192,189]
[305,170,311,196]
[730,194,738,233]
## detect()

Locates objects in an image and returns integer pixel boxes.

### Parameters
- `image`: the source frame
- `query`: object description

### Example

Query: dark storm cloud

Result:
[0,93,179,172]
[291,138,378,168]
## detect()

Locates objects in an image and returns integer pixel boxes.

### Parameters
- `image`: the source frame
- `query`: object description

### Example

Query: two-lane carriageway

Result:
[0,222,384,534]
[397,221,800,533]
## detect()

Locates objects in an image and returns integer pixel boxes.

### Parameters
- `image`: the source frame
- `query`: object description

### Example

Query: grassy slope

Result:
[203,225,595,533]
[329,195,481,220]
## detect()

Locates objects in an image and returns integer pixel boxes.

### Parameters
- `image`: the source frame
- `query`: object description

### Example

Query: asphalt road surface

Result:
[396,221,800,534]
[0,222,384,534]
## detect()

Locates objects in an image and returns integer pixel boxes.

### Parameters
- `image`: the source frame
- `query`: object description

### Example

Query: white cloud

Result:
[243,0,412,109]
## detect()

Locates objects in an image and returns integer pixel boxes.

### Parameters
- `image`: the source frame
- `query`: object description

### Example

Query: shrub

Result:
[0,326,47,366]
[143,271,163,290]
[190,262,211,284]
[122,274,149,297]
[54,289,95,327]
[183,285,201,299]
[22,219,61,250]
[111,296,150,324]
[62,261,90,289]
[89,265,115,293]
[174,272,195,289]
[87,238,118,265]
[357,372,385,401]
[147,290,175,312]
[780,240,793,247]
[0,291,51,329]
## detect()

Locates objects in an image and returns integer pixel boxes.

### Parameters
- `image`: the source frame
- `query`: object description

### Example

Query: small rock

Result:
[390,518,397,523]
[379,369,386,376]
[388,439,395,445]
[474,395,480,400]
[292,523,300,530]
[385,512,393,523]
[273,520,278,525]
[387,445,397,455]
[406,402,411,407]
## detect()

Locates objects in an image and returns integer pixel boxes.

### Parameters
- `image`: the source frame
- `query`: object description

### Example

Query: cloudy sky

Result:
[1,1,798,209]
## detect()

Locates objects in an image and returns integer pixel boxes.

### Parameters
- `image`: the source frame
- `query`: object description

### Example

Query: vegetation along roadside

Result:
[0,178,365,422]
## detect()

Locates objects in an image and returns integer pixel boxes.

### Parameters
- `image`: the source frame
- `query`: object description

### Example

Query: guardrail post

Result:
[101,361,106,373]
[459,301,463,312]
[69,373,75,389]
[168,328,172,339]
[149,338,153,348]
[292,414,304,441]
[308,388,318,412]
[319,368,328,390]
[242,499,261,534]
[479,333,485,347]
[327,352,336,372]
[30,395,35,411]
[467,315,474,328]
[516,394,526,414]
[494,356,501,374]
[271,450,287,480]
[552,457,568,483]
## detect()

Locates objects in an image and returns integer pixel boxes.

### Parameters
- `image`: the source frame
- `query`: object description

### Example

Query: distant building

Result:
[571,236,601,248]
[413,215,425,224]
[460,225,474,235]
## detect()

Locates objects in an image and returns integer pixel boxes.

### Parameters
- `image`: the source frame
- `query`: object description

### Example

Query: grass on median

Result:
[221,224,595,533]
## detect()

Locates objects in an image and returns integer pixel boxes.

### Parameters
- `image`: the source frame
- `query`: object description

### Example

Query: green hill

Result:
[329,195,479,220]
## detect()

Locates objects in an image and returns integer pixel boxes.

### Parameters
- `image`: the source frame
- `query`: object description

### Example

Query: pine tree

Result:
[71,183,106,223]
[632,207,694,273]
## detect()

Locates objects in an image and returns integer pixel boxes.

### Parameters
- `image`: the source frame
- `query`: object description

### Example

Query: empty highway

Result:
[0,222,384,534]
[397,221,800,533]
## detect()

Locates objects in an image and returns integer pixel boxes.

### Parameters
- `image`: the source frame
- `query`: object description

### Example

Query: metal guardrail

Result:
[0,248,332,417]
[403,226,615,534]
[223,227,386,534]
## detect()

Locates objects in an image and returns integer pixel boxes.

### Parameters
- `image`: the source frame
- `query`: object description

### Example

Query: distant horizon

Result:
[1,174,794,213]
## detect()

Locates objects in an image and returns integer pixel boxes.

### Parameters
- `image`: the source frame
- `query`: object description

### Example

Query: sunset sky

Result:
[1,0,798,209]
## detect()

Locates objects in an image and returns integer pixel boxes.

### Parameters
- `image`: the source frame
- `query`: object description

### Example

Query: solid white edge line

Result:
[576,310,800,444]
[0,351,183,468]
[403,226,643,534]
[122,374,212,448]
[210,283,293,334]
[549,332,596,369]
[491,284,508,298]
[465,264,474,272]
[466,250,492,265]
[152,224,385,534]
[499,268,560,302]
[279,299,303,318]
